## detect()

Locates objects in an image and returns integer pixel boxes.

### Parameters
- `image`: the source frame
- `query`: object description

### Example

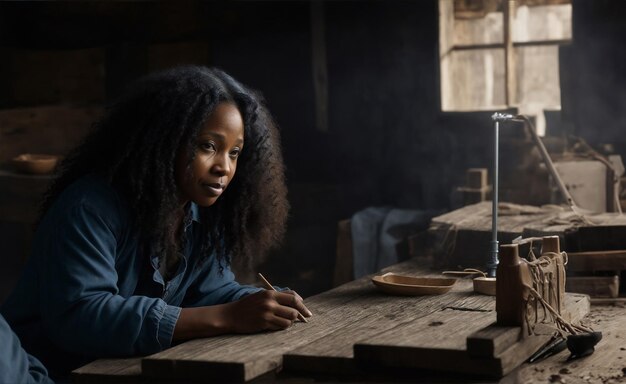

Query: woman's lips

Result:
[202,182,224,197]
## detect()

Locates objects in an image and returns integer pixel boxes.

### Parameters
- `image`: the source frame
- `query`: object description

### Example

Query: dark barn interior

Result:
[1,1,625,382]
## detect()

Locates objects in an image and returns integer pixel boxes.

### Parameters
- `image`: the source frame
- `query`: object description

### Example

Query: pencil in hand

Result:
[257,273,308,323]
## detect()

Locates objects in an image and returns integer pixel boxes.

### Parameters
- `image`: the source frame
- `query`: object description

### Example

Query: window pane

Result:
[514,45,561,109]
[454,11,504,45]
[512,4,572,42]
[441,49,506,111]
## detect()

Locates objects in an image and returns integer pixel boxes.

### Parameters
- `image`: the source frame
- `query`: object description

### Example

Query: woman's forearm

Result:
[172,305,231,342]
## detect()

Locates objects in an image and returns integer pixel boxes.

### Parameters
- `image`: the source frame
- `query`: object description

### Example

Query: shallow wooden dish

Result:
[372,273,456,296]
[473,277,496,296]
[12,153,59,174]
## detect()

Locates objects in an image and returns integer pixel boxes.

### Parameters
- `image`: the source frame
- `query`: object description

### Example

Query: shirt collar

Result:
[189,202,201,223]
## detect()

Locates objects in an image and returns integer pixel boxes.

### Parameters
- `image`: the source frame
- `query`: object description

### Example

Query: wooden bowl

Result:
[372,273,456,296]
[473,277,496,296]
[12,153,59,174]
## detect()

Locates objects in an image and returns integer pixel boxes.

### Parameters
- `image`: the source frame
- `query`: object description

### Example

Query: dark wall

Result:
[563,0,626,159]
[205,1,445,294]
[326,1,442,209]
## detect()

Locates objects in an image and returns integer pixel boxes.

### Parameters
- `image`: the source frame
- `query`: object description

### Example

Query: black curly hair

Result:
[39,66,289,271]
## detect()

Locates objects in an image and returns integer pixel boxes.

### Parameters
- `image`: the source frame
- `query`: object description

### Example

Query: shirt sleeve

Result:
[37,201,181,357]
[181,256,263,307]
[0,314,54,384]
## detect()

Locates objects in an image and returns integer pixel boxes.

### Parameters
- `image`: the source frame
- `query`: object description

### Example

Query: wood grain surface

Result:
[72,256,611,383]
[141,259,452,382]
[505,305,626,384]
[353,293,590,378]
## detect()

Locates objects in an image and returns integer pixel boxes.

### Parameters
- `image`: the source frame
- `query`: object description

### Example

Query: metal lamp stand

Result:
[487,112,518,277]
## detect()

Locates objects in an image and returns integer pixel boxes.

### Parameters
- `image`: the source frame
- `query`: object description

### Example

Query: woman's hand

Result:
[222,289,312,333]
[173,290,312,341]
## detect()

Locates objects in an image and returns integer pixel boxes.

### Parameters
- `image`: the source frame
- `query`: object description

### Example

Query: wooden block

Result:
[466,324,521,359]
[72,358,143,383]
[566,250,626,272]
[333,219,353,287]
[466,168,488,189]
[353,293,589,378]
[566,275,619,298]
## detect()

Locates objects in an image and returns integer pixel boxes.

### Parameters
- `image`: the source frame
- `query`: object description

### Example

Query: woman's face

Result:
[175,102,244,207]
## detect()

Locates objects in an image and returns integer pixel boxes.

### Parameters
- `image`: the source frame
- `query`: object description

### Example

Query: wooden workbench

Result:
[429,201,626,268]
[72,257,624,383]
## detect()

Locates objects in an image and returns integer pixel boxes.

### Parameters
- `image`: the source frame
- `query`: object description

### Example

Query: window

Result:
[439,0,572,134]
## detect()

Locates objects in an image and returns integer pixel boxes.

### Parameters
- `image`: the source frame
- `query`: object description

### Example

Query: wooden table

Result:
[73,257,624,383]
[429,201,626,268]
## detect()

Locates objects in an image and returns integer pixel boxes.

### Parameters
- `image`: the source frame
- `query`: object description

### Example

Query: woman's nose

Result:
[211,154,230,176]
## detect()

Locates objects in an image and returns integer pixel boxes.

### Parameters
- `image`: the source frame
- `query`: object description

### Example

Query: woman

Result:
[1,66,311,377]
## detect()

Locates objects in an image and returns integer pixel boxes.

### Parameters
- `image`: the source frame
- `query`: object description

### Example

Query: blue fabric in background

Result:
[351,207,439,279]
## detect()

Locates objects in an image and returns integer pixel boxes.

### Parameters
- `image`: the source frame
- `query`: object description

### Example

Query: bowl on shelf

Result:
[12,153,60,175]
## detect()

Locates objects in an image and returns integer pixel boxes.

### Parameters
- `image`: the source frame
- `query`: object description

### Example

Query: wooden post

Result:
[503,0,516,106]
[466,168,488,189]
[310,1,328,132]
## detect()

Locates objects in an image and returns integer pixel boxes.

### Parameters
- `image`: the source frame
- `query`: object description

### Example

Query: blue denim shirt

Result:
[0,314,54,384]
[1,175,263,376]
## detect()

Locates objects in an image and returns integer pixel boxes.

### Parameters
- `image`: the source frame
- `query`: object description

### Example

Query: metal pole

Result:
[488,117,500,277]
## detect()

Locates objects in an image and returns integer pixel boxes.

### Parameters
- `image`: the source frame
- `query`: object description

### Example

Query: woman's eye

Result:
[229,148,241,159]
[199,142,216,152]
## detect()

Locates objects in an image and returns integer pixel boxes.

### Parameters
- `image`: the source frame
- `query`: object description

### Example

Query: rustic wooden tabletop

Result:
[72,257,625,383]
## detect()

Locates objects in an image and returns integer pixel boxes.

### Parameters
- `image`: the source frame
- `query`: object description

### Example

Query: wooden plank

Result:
[429,201,626,268]
[141,259,459,382]
[72,358,143,383]
[466,323,521,358]
[567,250,626,272]
[430,201,626,235]
[283,284,480,376]
[353,293,589,378]
[566,276,619,298]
